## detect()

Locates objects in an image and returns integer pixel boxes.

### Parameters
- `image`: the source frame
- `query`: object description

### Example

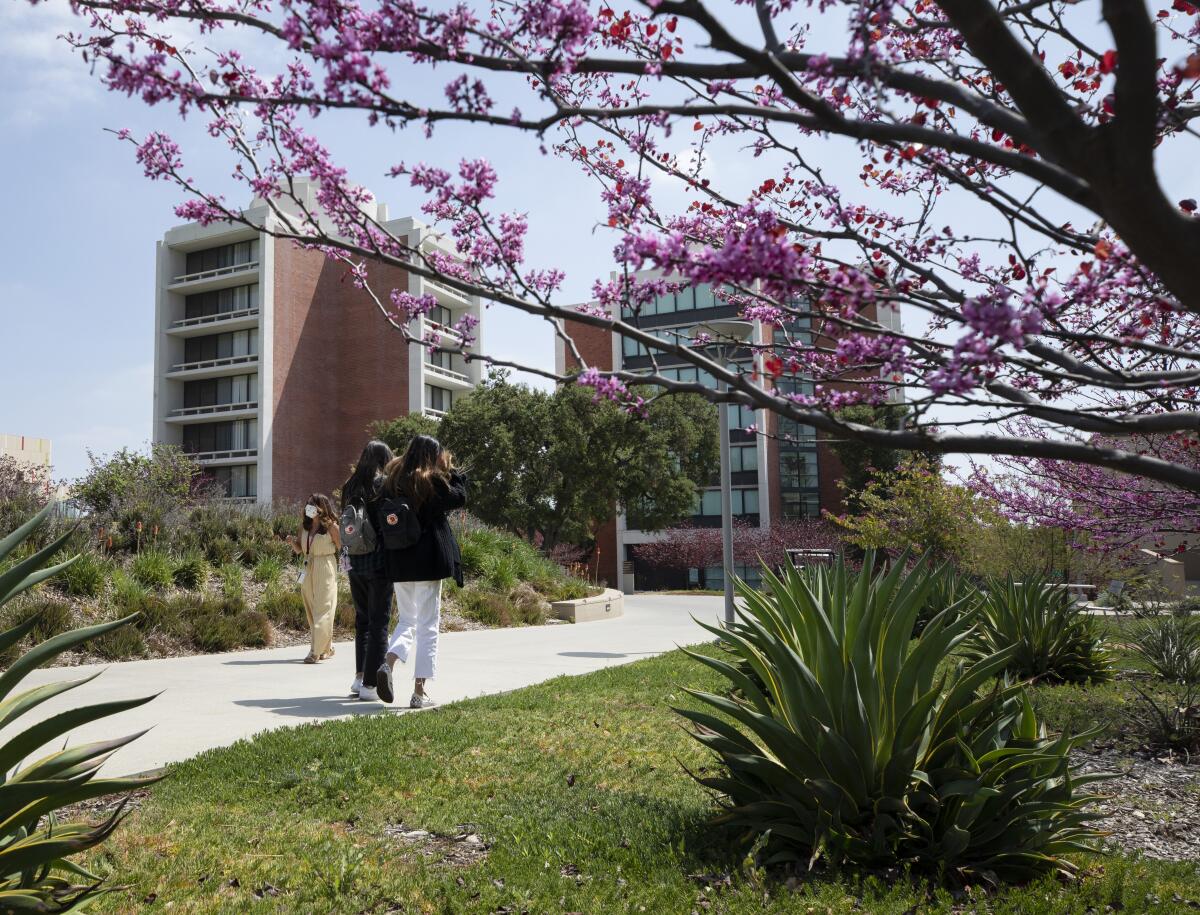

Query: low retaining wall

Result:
[551,588,624,623]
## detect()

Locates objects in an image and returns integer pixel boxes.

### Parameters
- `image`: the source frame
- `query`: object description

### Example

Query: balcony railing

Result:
[171,308,259,330]
[424,363,471,385]
[170,353,258,374]
[172,260,259,285]
[169,401,258,419]
[425,321,465,343]
[187,448,259,463]
[425,276,471,305]
[423,407,448,419]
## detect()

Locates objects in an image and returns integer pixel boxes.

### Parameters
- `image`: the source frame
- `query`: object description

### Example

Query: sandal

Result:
[303,654,318,664]
[319,648,335,661]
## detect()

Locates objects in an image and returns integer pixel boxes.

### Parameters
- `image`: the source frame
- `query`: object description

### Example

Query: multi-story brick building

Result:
[152,179,483,503]
[555,277,900,591]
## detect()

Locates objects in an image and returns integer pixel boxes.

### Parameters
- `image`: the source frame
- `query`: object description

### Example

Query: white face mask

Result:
[304,504,319,519]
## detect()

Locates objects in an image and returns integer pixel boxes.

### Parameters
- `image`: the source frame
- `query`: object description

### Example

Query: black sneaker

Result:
[376,664,394,704]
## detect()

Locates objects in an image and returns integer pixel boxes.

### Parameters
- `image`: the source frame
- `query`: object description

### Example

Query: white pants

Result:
[389,580,441,680]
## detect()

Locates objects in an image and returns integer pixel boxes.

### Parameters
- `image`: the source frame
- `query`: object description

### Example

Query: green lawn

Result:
[86,649,1196,914]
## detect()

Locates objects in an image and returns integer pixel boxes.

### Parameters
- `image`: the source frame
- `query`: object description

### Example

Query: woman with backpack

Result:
[375,435,467,708]
[339,440,395,701]
[285,493,342,664]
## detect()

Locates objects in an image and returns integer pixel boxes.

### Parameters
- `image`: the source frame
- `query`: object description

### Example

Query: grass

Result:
[85,650,1197,914]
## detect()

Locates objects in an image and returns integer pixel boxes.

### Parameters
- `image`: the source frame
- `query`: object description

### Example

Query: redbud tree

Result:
[38,0,1200,505]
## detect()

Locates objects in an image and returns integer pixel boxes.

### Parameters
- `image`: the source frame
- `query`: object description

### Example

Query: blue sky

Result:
[4,1,1197,484]
[0,0,632,481]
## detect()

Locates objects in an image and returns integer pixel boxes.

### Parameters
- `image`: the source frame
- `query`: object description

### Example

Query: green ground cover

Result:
[84,647,1197,914]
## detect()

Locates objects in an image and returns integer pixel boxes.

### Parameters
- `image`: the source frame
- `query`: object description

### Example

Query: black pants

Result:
[349,571,392,685]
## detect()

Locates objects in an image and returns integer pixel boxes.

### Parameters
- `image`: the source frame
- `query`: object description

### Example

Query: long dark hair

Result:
[385,435,453,511]
[302,493,338,534]
[341,440,395,508]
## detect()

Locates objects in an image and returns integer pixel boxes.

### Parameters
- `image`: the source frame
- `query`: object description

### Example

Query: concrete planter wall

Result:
[551,588,624,623]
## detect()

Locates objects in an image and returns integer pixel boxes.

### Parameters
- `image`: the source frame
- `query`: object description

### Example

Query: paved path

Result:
[8,595,723,777]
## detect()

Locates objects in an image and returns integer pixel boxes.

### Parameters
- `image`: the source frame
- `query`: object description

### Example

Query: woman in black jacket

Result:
[376,435,467,708]
[339,439,394,701]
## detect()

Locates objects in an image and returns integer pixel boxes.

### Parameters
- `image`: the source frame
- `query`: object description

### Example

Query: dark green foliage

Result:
[424,373,717,551]
[259,588,307,630]
[171,552,208,590]
[56,549,110,597]
[252,555,284,587]
[93,622,148,660]
[914,564,981,636]
[967,576,1114,684]
[335,585,355,630]
[9,597,76,643]
[235,610,272,648]
[1126,682,1200,754]
[0,504,160,908]
[1130,614,1200,683]
[205,535,240,566]
[131,550,175,591]
[370,411,441,456]
[680,551,1107,882]
[457,587,515,627]
[218,562,244,602]
[189,613,244,652]
[110,570,155,616]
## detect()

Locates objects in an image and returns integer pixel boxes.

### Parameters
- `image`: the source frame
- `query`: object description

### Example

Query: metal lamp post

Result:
[689,319,755,628]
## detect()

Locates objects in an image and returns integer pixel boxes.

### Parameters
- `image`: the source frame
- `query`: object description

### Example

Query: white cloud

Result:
[0,0,99,130]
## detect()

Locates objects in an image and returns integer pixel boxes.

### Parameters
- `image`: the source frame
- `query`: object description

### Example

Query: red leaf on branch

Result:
[660,43,673,60]
[666,16,678,31]
[1100,50,1118,74]
[1094,239,1113,259]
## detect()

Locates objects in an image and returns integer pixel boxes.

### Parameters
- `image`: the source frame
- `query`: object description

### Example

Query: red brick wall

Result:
[270,242,410,503]
[561,317,614,373]
[560,318,619,585]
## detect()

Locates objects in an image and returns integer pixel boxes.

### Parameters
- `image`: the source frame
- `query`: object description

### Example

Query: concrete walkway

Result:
[9,594,723,777]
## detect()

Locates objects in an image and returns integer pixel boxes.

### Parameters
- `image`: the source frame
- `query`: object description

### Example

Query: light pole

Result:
[689,319,755,628]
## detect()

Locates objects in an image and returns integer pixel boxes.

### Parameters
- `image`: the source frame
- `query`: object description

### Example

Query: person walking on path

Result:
[339,440,394,701]
[376,435,467,708]
[287,494,341,664]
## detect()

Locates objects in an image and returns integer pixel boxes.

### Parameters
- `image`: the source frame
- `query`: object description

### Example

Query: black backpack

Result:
[378,495,422,550]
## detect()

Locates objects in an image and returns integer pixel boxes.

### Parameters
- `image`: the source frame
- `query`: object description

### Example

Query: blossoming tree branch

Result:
[38,0,1200,493]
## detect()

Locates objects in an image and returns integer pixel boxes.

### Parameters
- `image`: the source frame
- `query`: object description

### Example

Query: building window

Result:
[208,463,257,499]
[184,283,259,319]
[425,384,453,412]
[694,487,759,518]
[782,492,820,520]
[185,239,259,275]
[183,373,258,408]
[428,305,453,327]
[730,444,758,474]
[700,562,763,592]
[182,420,258,454]
[183,329,259,364]
[427,349,451,370]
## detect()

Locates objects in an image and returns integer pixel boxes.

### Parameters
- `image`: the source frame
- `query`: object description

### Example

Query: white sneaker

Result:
[409,692,436,709]
[358,686,379,701]
[350,677,363,696]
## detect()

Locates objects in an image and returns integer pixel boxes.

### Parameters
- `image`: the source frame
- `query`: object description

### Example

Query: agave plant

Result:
[1129,613,1200,684]
[680,551,1107,883]
[967,576,1113,684]
[0,504,160,910]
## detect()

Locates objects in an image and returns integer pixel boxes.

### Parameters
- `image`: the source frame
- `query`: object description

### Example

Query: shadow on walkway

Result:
[233,696,394,719]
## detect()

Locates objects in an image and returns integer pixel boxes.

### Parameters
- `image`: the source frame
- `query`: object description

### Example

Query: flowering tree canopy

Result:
[634,518,844,571]
[37,0,1200,492]
[969,418,1200,555]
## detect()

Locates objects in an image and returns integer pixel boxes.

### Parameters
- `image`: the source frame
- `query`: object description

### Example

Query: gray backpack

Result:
[339,500,378,555]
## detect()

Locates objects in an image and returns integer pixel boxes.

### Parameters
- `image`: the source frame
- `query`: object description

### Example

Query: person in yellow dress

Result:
[287,493,341,663]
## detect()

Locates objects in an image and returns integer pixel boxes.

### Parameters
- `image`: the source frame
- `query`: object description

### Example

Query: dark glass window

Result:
[185,239,260,275]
